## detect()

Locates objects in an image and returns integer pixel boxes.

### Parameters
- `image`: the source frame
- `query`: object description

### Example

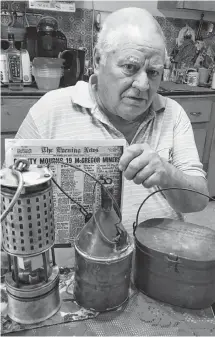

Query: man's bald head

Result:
[95,7,166,64]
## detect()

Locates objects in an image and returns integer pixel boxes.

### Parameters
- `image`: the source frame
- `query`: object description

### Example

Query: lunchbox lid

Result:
[135,218,215,262]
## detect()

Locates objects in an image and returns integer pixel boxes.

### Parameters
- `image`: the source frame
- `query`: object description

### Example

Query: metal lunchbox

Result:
[133,218,215,309]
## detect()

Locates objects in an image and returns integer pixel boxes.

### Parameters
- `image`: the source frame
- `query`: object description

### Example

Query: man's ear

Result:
[93,48,101,74]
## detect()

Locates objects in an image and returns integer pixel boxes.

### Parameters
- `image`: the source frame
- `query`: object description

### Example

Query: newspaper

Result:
[5,139,125,247]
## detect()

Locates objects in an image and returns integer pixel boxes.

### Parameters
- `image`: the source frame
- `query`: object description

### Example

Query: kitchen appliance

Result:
[0,159,61,324]
[133,188,215,309]
[37,16,67,58]
[58,48,85,87]
[74,181,134,311]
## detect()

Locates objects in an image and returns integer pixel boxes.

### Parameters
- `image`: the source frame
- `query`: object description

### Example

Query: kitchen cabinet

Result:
[173,97,212,164]
[173,95,215,196]
[1,96,39,166]
[178,1,215,11]
[157,1,215,12]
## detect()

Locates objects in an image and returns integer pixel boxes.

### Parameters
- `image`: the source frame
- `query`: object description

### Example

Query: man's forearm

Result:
[161,160,209,213]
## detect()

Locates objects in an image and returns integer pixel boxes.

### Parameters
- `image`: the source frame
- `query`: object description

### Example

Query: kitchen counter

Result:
[1,81,215,97]
[1,85,49,97]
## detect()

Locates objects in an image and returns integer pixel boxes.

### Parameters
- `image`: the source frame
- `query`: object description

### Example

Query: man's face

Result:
[95,32,165,121]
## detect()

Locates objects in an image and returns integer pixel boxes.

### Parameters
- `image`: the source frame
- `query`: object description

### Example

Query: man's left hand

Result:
[118,143,170,188]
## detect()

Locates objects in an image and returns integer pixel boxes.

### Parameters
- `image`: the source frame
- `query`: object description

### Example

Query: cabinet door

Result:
[174,97,212,166]
[158,0,215,11]
[1,97,39,132]
[192,125,207,161]
[181,1,215,11]
[1,96,39,166]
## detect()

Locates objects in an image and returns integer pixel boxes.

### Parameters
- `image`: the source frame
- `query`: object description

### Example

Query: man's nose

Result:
[132,70,149,91]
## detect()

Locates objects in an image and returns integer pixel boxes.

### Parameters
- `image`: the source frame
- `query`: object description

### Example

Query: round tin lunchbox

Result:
[133,217,215,309]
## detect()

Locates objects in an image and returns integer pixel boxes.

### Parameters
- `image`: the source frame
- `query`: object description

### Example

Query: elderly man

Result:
[13,7,208,235]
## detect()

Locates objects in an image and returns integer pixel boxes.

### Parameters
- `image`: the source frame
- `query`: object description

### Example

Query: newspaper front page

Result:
[5,139,125,247]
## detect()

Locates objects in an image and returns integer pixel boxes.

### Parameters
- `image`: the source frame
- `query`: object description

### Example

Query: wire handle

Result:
[133,187,215,236]
[47,161,121,220]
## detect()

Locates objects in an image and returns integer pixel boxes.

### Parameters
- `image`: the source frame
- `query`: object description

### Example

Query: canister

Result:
[133,218,215,309]
[187,70,199,86]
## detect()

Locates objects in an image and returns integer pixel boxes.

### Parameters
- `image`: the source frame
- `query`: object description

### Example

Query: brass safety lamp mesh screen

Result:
[1,185,55,255]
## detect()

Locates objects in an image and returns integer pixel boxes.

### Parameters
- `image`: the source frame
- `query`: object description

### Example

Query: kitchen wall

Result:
[1,1,215,67]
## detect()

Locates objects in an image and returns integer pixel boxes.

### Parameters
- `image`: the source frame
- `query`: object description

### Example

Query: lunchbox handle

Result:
[132,186,214,236]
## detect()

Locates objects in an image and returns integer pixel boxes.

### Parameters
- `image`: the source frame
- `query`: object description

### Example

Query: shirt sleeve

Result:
[172,106,206,178]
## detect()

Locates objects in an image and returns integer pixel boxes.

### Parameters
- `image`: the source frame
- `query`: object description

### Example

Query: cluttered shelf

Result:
[1,81,215,97]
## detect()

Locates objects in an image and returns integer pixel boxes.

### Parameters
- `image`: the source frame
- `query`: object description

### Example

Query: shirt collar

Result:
[71,74,166,114]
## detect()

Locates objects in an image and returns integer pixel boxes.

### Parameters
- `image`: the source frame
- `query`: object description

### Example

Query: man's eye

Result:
[147,69,159,78]
[123,64,138,73]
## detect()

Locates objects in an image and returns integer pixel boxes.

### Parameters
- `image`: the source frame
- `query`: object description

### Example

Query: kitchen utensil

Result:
[196,13,204,40]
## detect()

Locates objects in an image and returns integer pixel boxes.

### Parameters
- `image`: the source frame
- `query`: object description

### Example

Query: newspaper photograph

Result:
[5,139,126,246]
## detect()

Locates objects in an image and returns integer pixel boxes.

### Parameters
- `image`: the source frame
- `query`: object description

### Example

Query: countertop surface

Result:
[1,81,215,97]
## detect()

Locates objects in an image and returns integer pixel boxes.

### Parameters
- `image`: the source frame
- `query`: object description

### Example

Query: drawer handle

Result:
[190,111,202,116]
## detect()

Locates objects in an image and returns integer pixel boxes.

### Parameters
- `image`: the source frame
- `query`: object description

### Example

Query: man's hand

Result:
[119,143,209,213]
[118,143,169,188]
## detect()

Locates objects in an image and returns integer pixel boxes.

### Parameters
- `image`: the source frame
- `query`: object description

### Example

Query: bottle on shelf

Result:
[6,33,23,91]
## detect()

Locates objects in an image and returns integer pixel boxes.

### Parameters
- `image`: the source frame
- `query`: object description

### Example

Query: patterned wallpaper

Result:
[1,1,97,66]
[1,1,215,67]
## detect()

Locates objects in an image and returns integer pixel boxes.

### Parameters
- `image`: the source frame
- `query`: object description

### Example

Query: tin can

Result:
[187,71,199,86]
[134,218,215,309]
[74,245,133,311]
